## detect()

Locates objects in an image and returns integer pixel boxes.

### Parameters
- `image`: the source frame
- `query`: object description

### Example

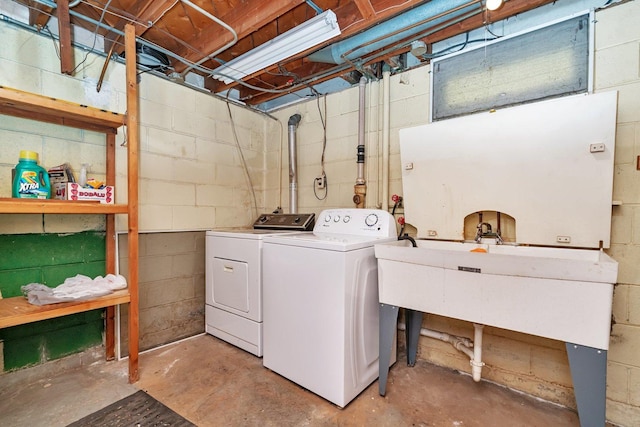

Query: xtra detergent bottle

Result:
[12,150,51,199]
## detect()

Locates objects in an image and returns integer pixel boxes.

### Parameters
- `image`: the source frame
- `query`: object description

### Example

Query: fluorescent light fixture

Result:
[211,10,341,84]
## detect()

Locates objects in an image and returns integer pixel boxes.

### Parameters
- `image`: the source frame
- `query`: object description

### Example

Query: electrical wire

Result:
[312,93,328,201]
[226,99,259,221]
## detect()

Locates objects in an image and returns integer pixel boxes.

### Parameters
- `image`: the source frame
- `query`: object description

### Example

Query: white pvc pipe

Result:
[471,323,485,382]
[381,66,391,211]
[398,322,485,382]
[180,0,238,77]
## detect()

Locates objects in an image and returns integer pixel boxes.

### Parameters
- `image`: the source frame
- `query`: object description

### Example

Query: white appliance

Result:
[205,213,314,357]
[262,208,397,407]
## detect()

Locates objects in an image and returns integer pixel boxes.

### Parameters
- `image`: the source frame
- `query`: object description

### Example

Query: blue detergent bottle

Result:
[12,150,51,199]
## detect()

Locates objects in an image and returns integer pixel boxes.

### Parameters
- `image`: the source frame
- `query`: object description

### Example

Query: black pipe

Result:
[398,233,417,247]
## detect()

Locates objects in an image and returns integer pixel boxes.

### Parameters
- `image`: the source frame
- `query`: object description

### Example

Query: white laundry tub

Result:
[375,240,617,350]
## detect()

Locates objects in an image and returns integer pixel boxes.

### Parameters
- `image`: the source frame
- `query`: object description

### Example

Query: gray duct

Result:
[288,114,302,214]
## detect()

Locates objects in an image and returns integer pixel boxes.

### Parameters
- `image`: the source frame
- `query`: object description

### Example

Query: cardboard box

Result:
[67,183,114,204]
[48,164,75,200]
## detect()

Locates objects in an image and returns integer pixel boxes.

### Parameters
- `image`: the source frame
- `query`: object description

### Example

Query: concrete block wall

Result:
[0,19,268,364]
[270,2,640,425]
[594,2,640,424]
[118,231,205,354]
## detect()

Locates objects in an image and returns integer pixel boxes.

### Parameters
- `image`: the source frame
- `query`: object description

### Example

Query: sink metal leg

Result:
[565,342,607,427]
[406,309,423,367]
[379,303,399,396]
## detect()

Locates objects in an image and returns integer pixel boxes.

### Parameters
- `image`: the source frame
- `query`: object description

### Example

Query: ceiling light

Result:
[211,10,341,85]
[486,0,504,11]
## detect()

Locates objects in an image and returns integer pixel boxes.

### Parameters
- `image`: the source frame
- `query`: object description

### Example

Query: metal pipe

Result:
[381,64,391,211]
[29,0,217,76]
[308,0,481,64]
[179,0,238,77]
[354,76,367,208]
[357,76,366,185]
[288,114,302,214]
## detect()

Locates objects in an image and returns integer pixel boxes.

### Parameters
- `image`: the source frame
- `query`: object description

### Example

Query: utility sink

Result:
[375,240,616,350]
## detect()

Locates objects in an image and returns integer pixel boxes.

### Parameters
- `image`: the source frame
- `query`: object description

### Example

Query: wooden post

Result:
[105,132,117,360]
[56,0,75,74]
[124,23,140,383]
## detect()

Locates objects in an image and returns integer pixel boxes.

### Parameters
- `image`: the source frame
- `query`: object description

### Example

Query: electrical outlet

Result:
[590,143,605,153]
[315,176,326,189]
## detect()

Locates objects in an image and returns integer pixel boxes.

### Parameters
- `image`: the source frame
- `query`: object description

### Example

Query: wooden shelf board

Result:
[0,198,128,214]
[0,86,125,132]
[0,289,130,329]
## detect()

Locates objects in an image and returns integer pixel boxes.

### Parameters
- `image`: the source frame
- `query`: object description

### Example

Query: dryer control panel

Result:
[314,209,396,237]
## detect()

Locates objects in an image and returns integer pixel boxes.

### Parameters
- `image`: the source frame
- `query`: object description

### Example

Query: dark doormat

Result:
[67,390,196,427]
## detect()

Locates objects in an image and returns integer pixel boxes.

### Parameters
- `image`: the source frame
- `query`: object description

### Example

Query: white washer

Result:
[262,208,397,407]
[205,214,314,357]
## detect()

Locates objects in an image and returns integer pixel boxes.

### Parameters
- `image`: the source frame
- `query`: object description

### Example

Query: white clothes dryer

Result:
[262,208,397,407]
[205,213,314,356]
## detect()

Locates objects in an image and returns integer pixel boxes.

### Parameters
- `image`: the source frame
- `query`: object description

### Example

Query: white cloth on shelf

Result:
[21,274,128,306]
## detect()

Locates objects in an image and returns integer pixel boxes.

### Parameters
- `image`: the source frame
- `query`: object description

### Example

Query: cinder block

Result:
[139,204,174,232]
[143,277,195,308]
[139,179,195,206]
[629,366,640,406]
[613,284,630,323]
[595,43,640,90]
[173,252,204,277]
[610,205,632,245]
[607,362,630,403]
[145,232,197,256]
[139,152,174,181]
[615,82,640,125]
[605,398,640,427]
[140,99,173,130]
[172,109,216,139]
[595,0,640,49]
[609,323,640,366]
[147,127,197,159]
[530,345,572,387]
[172,206,216,230]
[43,214,106,234]
[613,164,640,205]
[139,255,174,283]
[628,285,640,326]
[608,243,640,286]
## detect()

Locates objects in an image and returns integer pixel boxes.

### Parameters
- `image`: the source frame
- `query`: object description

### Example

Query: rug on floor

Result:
[67,390,195,427]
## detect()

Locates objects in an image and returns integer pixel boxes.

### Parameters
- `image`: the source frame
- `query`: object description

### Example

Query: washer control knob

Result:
[334,215,341,222]
[365,213,379,227]
[343,215,351,223]
[324,214,331,222]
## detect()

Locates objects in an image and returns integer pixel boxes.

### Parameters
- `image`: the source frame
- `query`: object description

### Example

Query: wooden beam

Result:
[124,23,140,384]
[103,0,176,52]
[105,132,117,361]
[56,0,75,74]
[27,0,53,29]
[353,0,376,20]
[171,0,306,74]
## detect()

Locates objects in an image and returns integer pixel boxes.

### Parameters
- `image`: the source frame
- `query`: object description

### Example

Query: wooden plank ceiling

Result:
[16,0,555,106]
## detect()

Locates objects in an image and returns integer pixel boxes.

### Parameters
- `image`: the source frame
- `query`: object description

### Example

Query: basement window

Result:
[431,12,591,121]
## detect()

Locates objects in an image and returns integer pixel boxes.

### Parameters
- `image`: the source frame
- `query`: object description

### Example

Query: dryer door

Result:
[211,258,249,313]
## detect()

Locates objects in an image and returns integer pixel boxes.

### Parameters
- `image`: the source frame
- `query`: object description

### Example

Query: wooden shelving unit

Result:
[0,25,140,382]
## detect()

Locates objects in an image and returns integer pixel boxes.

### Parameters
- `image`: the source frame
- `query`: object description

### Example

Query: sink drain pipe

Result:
[398,322,485,382]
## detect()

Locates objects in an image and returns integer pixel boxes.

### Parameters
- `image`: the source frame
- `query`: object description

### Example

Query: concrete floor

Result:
[0,334,585,426]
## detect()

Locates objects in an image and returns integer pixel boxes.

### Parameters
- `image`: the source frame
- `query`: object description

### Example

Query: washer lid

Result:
[399,91,618,249]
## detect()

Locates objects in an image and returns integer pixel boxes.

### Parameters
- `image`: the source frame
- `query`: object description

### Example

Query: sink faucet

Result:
[475,222,503,244]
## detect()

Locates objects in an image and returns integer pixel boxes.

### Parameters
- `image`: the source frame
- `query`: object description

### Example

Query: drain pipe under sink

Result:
[398,322,485,382]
